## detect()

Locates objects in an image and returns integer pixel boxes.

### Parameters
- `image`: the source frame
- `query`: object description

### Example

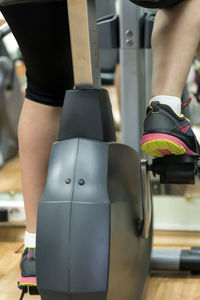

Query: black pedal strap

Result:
[19,289,26,300]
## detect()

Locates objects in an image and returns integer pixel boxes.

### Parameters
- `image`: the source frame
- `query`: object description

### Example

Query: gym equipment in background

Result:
[0,23,23,168]
[96,0,119,85]
[151,247,200,274]
[0,192,25,224]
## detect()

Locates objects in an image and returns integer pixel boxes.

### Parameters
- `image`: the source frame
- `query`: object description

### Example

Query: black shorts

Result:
[1,0,74,107]
[130,0,185,9]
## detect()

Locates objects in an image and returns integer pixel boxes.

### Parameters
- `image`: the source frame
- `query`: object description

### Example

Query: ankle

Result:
[24,230,36,248]
[149,95,181,116]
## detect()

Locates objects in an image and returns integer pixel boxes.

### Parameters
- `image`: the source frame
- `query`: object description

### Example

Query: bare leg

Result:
[141,0,200,157]
[196,42,200,61]
[18,99,62,233]
[152,0,200,98]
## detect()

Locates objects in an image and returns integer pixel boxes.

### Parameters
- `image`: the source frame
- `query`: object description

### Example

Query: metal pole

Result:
[120,0,146,151]
[67,0,101,89]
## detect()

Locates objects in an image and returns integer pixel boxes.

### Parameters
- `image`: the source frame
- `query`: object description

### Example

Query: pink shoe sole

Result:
[140,133,196,157]
[19,276,37,286]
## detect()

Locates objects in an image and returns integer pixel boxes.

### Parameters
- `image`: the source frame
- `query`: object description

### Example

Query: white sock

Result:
[149,95,181,116]
[194,59,200,70]
[24,231,36,248]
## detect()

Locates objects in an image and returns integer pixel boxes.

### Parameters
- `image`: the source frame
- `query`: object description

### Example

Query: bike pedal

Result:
[29,286,39,295]
[18,282,28,292]
[18,282,39,298]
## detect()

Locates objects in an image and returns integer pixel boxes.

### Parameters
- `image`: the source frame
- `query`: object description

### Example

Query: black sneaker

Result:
[195,66,200,103]
[18,247,37,288]
[140,100,200,157]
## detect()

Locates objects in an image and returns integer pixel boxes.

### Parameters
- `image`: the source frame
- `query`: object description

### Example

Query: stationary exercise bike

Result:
[34,1,152,299]
[2,0,197,299]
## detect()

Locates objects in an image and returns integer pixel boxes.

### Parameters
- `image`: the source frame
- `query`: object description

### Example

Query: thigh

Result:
[1,0,74,106]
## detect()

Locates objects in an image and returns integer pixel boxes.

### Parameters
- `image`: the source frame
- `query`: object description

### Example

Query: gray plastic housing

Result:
[36,138,152,300]
[59,89,116,142]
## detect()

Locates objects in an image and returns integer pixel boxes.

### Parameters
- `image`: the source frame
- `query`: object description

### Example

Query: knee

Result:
[152,1,200,47]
